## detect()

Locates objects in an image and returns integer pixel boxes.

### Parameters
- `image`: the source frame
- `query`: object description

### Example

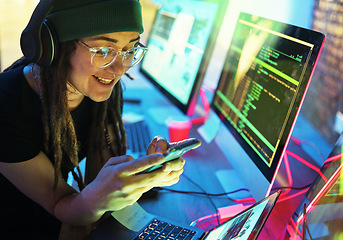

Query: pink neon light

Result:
[278,189,309,203]
[290,136,301,145]
[282,153,294,196]
[232,197,255,204]
[186,87,201,116]
[193,212,219,225]
[286,150,328,182]
[199,88,210,113]
[190,88,211,124]
[289,218,302,238]
[324,153,343,165]
[304,163,343,218]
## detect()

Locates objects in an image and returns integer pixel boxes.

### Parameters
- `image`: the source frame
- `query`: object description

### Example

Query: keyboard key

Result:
[189,230,197,236]
[143,227,153,234]
[172,226,183,234]
[158,221,168,228]
[164,223,175,232]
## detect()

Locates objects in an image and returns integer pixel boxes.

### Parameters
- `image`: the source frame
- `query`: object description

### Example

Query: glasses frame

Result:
[77,40,148,69]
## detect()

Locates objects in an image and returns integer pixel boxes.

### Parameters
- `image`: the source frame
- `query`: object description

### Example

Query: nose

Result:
[106,56,126,77]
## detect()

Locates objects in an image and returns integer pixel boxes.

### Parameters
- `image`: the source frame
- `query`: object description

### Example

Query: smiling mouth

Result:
[93,75,114,84]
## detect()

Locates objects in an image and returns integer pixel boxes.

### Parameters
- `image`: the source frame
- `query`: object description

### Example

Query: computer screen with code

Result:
[212,12,325,183]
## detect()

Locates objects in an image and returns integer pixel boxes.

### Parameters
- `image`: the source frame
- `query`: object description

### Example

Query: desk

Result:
[87,73,322,239]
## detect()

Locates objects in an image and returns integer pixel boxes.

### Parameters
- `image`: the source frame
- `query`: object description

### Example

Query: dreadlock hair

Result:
[3,41,127,190]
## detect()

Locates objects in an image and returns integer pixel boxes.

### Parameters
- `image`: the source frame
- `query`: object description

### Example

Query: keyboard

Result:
[134,218,199,240]
[124,121,151,158]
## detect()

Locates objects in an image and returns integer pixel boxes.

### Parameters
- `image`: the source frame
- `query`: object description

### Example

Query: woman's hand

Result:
[80,151,184,215]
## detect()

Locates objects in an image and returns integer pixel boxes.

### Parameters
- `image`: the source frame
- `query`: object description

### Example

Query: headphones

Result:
[20,0,58,67]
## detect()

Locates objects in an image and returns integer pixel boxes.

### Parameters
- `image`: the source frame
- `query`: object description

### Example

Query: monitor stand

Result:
[213,120,272,202]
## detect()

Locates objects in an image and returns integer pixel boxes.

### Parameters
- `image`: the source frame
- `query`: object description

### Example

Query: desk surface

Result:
[87,73,321,239]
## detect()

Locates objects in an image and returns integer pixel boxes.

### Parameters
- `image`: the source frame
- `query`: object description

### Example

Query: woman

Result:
[0,0,184,239]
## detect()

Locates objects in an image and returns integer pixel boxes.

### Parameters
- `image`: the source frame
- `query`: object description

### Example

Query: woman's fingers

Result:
[162,157,185,172]
[147,136,169,155]
[130,158,185,188]
[112,153,165,176]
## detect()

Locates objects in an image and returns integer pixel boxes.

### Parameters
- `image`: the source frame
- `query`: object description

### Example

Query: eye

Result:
[122,42,138,52]
[96,48,111,57]
[125,48,136,55]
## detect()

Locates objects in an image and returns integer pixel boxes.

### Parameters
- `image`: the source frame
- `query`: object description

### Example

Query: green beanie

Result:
[46,0,144,42]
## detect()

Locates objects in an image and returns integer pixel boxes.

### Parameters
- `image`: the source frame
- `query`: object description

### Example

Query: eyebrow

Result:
[90,36,141,43]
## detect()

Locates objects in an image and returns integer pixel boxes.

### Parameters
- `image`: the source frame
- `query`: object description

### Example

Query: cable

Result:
[271,184,312,191]
[156,184,311,198]
[155,187,249,199]
[291,136,325,162]
[182,174,220,225]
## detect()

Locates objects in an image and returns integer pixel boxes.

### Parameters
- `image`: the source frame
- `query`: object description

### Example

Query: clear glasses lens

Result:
[91,48,117,69]
[91,46,147,69]
[122,47,146,68]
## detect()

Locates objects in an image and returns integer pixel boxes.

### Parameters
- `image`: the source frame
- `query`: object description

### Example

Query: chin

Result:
[89,92,112,103]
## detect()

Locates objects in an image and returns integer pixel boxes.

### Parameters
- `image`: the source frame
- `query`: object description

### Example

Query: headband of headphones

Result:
[20,0,144,67]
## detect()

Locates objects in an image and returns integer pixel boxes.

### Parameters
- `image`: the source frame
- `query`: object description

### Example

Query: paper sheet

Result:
[197,110,221,144]
[111,202,154,231]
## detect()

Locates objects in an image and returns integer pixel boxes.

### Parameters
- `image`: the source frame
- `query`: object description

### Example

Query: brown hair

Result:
[4,41,127,190]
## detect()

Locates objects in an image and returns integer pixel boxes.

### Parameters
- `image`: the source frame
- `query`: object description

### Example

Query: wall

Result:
[0,0,38,71]
[301,0,343,145]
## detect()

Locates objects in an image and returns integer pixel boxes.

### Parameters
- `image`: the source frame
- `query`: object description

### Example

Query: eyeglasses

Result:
[77,40,148,69]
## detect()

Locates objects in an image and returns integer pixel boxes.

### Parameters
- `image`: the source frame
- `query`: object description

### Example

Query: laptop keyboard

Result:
[134,218,198,240]
[125,121,151,157]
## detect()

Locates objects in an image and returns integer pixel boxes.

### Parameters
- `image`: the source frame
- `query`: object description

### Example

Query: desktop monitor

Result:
[211,12,325,201]
[140,0,228,123]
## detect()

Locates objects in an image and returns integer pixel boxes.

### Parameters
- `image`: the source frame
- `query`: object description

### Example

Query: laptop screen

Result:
[203,191,280,240]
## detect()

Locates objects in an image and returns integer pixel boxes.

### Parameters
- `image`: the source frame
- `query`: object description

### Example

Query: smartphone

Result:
[142,138,201,173]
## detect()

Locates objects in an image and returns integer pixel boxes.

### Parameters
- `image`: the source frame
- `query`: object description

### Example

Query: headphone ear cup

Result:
[37,19,58,67]
[20,0,55,65]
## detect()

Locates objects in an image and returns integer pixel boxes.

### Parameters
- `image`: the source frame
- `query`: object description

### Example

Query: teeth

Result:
[94,76,113,84]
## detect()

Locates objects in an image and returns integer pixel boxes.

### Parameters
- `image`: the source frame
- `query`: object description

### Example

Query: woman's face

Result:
[68,31,140,104]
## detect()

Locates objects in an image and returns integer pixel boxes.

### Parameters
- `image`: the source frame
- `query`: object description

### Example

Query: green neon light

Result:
[216,91,275,152]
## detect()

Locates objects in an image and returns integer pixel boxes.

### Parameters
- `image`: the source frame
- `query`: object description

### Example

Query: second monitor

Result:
[140,0,227,124]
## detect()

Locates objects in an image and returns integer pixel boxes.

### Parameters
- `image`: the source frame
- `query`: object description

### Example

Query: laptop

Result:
[87,191,280,240]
